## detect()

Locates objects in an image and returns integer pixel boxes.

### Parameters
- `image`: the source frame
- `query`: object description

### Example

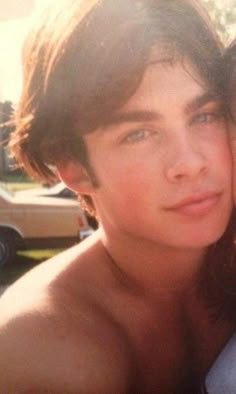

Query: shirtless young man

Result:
[0,1,235,393]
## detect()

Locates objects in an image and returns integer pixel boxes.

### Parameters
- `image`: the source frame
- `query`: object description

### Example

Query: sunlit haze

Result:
[0,0,235,103]
[0,0,55,102]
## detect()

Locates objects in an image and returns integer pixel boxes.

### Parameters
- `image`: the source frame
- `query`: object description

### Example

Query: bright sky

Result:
[0,0,54,103]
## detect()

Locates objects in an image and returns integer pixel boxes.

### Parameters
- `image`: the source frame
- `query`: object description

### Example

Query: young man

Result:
[0,1,235,392]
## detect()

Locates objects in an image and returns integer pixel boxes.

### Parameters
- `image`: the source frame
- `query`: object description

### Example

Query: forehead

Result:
[87,60,218,138]
[119,59,207,111]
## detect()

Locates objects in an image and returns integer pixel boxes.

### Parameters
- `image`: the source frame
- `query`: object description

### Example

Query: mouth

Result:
[166,192,222,217]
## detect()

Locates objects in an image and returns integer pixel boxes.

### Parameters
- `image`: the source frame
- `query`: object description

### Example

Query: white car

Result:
[16,182,77,200]
[0,184,90,267]
[16,182,98,229]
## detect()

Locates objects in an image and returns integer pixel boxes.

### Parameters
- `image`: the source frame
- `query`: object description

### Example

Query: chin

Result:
[180,227,228,250]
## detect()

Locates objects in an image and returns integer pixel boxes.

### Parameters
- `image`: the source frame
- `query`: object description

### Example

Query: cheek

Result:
[95,157,158,210]
[106,165,154,202]
[211,130,232,173]
[96,151,158,187]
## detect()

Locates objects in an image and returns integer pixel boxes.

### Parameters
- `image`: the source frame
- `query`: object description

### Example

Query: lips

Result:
[166,192,222,217]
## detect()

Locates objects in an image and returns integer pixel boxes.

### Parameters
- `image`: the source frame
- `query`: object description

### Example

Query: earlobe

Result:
[57,161,94,194]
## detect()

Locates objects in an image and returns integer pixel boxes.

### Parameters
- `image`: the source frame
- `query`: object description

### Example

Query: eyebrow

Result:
[105,110,161,126]
[103,92,221,128]
[185,92,222,113]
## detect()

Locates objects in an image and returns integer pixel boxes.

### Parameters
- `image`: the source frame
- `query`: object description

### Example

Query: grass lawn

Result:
[6,182,41,192]
[18,249,62,260]
[1,179,41,193]
[1,172,41,192]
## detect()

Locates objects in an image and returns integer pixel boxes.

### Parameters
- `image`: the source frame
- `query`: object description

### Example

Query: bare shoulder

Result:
[0,230,109,312]
[0,232,134,393]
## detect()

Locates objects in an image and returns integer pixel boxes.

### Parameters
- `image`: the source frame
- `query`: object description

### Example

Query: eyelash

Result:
[121,129,157,144]
[191,108,225,125]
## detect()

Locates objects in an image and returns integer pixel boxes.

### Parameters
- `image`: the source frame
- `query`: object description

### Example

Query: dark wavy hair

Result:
[223,39,236,121]
[200,210,236,321]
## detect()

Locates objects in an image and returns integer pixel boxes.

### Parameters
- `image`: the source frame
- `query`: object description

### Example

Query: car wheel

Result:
[0,233,16,268]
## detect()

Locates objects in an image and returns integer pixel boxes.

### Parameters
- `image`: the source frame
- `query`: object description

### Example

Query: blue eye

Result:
[197,113,210,123]
[192,110,224,125]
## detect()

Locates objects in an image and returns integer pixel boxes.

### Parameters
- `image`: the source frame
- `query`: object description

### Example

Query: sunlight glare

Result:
[0,0,55,102]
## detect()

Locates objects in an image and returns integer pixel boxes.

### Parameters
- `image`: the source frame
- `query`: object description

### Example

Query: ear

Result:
[57,161,94,195]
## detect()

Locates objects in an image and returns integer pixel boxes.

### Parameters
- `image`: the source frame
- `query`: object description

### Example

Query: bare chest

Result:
[108,295,233,394]
[128,316,202,393]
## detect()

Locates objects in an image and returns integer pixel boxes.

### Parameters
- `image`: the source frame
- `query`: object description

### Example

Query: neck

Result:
[100,228,207,296]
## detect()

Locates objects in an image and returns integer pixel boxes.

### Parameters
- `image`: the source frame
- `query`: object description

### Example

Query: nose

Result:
[165,137,207,183]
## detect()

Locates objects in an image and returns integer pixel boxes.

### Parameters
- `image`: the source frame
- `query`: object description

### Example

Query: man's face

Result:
[84,61,233,251]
